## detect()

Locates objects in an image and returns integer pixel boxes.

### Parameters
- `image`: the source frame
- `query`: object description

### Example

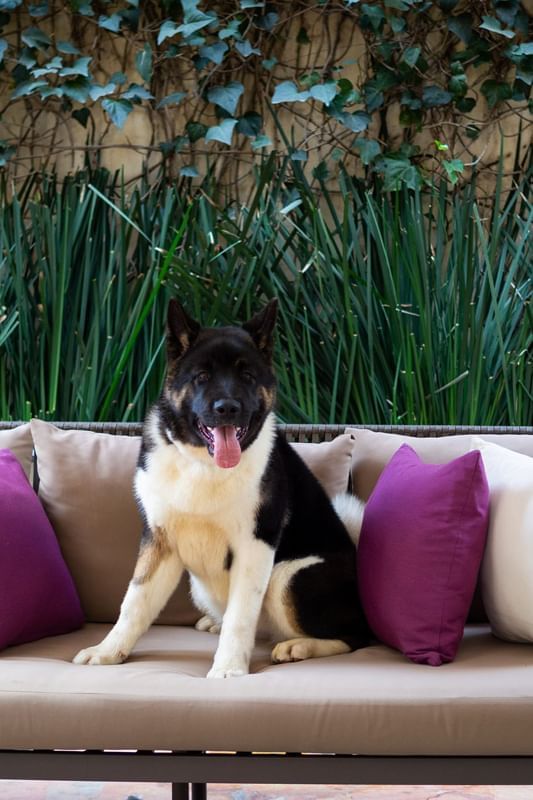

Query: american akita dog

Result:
[74,299,370,677]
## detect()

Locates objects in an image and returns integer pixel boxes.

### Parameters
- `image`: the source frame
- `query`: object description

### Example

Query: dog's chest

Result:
[135,444,261,578]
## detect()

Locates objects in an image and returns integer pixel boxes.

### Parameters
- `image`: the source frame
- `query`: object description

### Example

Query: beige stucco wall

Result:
[0,4,530,198]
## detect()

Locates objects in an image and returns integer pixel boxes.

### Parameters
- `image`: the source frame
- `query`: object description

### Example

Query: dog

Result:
[73,299,370,678]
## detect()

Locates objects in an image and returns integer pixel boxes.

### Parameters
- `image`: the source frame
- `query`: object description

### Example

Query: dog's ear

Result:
[242,299,278,361]
[167,299,200,361]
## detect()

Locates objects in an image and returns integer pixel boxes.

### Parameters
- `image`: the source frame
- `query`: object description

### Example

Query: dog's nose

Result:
[213,398,242,418]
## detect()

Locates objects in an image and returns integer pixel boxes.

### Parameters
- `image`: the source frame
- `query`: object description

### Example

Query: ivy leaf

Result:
[110,71,127,86]
[271,80,310,103]
[449,64,467,98]
[385,0,411,9]
[495,2,519,28]
[360,4,385,32]
[447,14,473,44]
[481,79,513,107]
[17,49,37,69]
[98,13,122,32]
[29,3,49,15]
[290,150,307,161]
[390,17,406,33]
[21,26,51,50]
[456,96,476,112]
[180,165,200,177]
[218,19,242,40]
[122,83,154,101]
[56,41,80,55]
[309,82,337,105]
[443,158,464,184]
[241,0,264,7]
[252,134,272,149]
[422,85,453,106]
[363,74,394,111]
[262,57,277,70]
[32,55,63,76]
[236,112,262,136]
[354,138,381,165]
[59,56,92,77]
[205,118,238,145]
[207,81,244,115]
[479,15,515,39]
[235,40,261,58]
[135,44,152,82]
[11,79,48,98]
[334,110,371,132]
[254,10,279,31]
[402,46,421,68]
[199,41,228,65]
[89,82,116,101]
[0,144,16,167]
[0,39,8,62]
[101,97,134,129]
[72,2,94,15]
[177,11,217,38]
[378,157,422,191]
[63,76,91,102]
[157,91,187,108]
[157,20,180,45]
[186,121,208,142]
[72,107,90,128]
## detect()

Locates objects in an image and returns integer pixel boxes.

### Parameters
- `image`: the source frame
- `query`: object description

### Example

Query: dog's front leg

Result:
[207,539,274,678]
[74,529,183,665]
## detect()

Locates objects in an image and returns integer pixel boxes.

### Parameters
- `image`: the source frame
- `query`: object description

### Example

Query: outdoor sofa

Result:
[1,419,533,800]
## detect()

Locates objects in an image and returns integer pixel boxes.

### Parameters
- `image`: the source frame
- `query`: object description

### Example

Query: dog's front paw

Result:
[207,660,248,679]
[195,615,221,634]
[73,645,127,666]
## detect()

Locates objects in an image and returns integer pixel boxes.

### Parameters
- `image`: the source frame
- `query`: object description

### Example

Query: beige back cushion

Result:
[0,423,33,480]
[346,427,533,502]
[31,420,354,625]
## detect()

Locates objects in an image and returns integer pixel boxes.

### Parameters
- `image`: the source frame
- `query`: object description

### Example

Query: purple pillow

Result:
[357,444,489,666]
[0,449,84,649]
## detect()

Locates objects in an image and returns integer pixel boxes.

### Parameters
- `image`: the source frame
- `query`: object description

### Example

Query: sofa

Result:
[1,419,533,800]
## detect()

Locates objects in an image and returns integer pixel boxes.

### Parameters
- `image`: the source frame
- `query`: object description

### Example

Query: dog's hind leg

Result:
[272,637,351,663]
[74,531,183,665]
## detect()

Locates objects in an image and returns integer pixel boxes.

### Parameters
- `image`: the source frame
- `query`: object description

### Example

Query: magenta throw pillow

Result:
[0,449,84,649]
[357,444,489,666]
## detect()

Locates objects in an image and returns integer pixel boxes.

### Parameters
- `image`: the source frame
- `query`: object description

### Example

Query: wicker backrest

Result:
[1,420,532,443]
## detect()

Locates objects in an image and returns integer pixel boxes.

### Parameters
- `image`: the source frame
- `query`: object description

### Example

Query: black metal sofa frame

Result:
[1,421,533,800]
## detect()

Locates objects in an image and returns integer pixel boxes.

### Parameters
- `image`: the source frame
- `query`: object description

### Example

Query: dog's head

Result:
[162,299,278,468]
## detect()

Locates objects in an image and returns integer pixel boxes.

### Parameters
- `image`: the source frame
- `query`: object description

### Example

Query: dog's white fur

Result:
[73,410,364,677]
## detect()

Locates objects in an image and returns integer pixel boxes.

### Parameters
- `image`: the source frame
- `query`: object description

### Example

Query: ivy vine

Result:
[0,0,531,188]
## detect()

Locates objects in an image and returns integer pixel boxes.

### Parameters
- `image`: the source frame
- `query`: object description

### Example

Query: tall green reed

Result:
[0,161,531,424]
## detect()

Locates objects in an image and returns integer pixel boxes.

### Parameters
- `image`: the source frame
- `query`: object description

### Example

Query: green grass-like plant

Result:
[0,162,531,425]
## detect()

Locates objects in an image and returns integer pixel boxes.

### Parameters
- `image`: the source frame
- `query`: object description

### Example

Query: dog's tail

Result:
[332,493,365,547]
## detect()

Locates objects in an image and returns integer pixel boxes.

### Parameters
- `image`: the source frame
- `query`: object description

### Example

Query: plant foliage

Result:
[0,1,531,187]
[0,163,531,424]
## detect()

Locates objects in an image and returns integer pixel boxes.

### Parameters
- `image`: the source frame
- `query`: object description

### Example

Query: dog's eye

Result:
[242,371,256,384]
[195,371,210,384]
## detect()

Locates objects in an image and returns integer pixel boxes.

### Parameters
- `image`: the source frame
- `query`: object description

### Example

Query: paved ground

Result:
[0,784,532,799]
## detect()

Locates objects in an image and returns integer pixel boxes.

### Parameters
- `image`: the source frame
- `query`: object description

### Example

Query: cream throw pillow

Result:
[0,423,33,480]
[471,437,533,642]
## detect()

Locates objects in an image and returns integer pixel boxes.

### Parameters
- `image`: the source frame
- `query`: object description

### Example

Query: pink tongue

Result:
[212,426,241,469]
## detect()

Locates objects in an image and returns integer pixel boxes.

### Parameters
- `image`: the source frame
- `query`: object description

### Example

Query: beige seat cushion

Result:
[30,420,354,625]
[346,427,533,501]
[1,624,533,755]
[0,423,33,480]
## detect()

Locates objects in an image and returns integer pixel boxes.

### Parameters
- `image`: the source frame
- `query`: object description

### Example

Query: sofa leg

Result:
[171,783,189,800]
[190,783,207,800]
